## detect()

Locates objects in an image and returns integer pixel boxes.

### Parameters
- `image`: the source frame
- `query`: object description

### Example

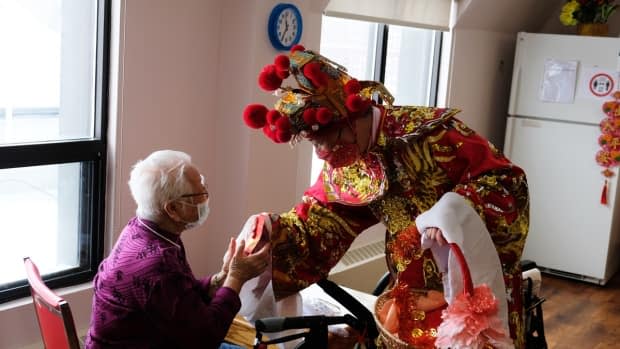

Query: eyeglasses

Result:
[180,191,209,199]
[179,174,209,200]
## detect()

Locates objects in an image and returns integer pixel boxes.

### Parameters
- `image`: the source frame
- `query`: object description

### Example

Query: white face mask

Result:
[179,199,210,230]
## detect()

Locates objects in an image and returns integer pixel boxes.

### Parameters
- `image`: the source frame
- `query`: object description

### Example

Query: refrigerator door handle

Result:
[504,117,515,156]
[508,67,521,115]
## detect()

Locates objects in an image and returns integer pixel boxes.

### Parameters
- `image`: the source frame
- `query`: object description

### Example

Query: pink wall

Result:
[0,1,328,347]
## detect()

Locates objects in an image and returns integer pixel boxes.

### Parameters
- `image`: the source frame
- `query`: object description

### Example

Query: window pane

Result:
[313,16,379,182]
[0,0,98,145]
[384,25,437,105]
[0,163,84,285]
[320,16,378,80]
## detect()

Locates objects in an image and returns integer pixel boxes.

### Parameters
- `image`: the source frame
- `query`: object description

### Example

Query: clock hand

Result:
[280,20,289,41]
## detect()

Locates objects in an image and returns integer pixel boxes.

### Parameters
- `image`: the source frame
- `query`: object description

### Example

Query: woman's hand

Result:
[222,237,235,274]
[223,240,271,293]
[424,227,447,246]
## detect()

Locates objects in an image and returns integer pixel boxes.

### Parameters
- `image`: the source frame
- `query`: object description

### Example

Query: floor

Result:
[539,271,620,348]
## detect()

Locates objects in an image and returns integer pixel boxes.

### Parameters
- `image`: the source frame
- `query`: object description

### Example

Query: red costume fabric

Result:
[268,106,529,348]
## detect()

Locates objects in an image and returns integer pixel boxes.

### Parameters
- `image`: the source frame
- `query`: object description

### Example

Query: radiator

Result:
[328,239,387,294]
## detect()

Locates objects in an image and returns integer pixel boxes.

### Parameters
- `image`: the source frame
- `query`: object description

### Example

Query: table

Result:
[225,284,377,348]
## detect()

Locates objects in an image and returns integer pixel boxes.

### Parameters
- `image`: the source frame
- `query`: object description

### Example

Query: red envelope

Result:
[244,214,265,255]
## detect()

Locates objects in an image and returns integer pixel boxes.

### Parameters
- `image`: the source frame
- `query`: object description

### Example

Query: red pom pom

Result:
[263,125,277,142]
[258,64,283,91]
[317,74,329,87]
[344,79,361,95]
[243,104,268,129]
[266,109,282,125]
[345,95,365,112]
[302,108,317,125]
[303,62,328,88]
[291,44,305,53]
[303,61,320,74]
[275,116,291,131]
[274,55,290,71]
[316,107,333,125]
[275,69,290,79]
[276,129,292,143]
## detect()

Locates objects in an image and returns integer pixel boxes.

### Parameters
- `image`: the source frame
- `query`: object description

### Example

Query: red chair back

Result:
[24,257,80,349]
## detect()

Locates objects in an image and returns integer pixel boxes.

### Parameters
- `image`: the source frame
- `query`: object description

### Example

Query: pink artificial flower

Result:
[435,284,514,349]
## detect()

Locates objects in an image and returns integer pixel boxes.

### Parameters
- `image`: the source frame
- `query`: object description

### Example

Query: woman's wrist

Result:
[222,274,243,294]
[212,270,227,288]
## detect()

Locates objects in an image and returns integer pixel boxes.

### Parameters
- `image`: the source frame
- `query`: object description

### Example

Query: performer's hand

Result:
[424,227,447,246]
[240,213,273,254]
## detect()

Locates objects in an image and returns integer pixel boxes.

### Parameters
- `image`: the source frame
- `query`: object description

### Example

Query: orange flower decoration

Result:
[597,91,620,204]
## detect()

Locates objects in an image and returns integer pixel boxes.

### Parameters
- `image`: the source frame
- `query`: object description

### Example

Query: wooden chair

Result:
[24,257,81,349]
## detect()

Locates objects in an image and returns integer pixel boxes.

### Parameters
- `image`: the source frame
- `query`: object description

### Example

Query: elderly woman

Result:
[242,46,529,348]
[85,150,270,349]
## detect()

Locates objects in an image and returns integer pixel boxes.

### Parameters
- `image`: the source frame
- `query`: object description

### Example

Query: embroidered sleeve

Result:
[270,178,380,300]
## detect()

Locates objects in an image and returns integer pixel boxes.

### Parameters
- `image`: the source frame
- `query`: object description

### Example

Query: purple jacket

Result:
[85,218,240,349]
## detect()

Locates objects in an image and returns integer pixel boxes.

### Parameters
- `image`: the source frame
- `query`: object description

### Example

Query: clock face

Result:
[268,4,302,51]
[276,8,299,47]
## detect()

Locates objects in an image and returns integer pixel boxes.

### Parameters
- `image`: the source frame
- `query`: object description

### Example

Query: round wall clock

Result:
[268,3,303,51]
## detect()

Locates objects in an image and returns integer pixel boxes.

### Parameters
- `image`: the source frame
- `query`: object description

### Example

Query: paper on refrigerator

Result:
[539,59,578,104]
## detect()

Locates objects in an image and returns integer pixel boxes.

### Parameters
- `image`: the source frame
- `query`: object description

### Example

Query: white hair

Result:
[128,150,193,220]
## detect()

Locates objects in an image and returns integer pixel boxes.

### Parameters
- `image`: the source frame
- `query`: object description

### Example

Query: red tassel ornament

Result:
[601,179,609,205]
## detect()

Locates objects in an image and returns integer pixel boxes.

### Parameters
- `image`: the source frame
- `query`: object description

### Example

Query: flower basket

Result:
[373,243,512,349]
[374,293,413,349]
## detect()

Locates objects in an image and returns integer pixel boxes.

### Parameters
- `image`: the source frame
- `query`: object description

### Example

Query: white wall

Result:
[445,0,620,148]
[445,29,515,146]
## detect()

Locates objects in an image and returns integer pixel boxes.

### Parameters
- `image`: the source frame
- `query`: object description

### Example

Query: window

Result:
[0,0,109,303]
[312,15,442,181]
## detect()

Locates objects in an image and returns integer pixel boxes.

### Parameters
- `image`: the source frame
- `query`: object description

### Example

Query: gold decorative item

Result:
[577,22,610,36]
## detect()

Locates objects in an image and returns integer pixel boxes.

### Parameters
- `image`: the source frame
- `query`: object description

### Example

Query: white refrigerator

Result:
[504,32,620,285]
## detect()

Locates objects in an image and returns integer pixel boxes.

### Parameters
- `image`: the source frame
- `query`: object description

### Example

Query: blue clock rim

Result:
[268,3,303,51]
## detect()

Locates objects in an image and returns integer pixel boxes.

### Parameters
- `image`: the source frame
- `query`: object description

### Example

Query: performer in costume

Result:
[242,46,529,348]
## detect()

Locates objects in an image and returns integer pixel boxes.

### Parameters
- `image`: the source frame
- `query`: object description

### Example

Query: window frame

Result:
[374,24,443,107]
[0,0,110,303]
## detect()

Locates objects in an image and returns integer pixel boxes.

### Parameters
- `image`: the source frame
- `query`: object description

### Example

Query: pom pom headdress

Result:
[243,45,394,144]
